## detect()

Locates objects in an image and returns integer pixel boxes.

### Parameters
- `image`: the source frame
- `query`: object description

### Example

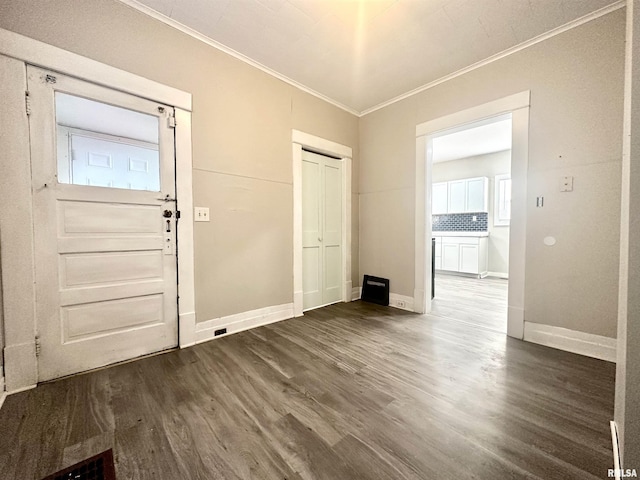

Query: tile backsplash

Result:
[433,212,488,232]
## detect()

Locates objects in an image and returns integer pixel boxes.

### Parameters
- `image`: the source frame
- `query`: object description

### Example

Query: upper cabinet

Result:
[432,182,448,214]
[432,177,488,214]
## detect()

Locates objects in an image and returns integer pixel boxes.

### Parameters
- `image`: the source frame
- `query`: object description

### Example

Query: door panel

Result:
[63,295,164,341]
[60,251,163,287]
[28,66,178,381]
[322,159,342,304]
[58,201,159,233]
[302,150,343,310]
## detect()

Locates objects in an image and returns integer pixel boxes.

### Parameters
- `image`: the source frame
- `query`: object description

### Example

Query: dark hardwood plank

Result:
[0,300,615,480]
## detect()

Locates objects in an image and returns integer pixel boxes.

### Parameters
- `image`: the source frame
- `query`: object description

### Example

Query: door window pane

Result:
[55,92,161,191]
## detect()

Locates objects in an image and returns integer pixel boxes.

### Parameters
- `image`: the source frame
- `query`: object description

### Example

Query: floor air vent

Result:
[361,275,390,306]
[41,449,116,480]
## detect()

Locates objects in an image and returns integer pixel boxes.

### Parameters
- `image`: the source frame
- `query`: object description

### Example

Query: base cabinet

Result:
[435,236,488,277]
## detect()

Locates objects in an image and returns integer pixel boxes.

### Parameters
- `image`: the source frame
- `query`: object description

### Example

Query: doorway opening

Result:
[430,115,512,333]
[414,91,530,339]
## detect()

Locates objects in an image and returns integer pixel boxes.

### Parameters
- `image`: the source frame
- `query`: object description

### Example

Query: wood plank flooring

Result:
[0,301,615,480]
[432,273,509,332]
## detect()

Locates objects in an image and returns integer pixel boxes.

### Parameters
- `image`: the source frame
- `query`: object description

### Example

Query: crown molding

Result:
[115,0,360,116]
[360,0,625,116]
[117,0,624,118]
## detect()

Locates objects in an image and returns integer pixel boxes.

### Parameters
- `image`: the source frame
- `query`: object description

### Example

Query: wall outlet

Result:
[194,207,210,222]
[397,300,406,308]
[560,176,574,192]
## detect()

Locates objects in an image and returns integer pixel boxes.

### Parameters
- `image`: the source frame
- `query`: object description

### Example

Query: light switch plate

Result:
[194,207,210,222]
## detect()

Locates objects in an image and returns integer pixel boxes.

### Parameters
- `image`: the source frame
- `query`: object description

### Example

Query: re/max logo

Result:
[609,469,638,478]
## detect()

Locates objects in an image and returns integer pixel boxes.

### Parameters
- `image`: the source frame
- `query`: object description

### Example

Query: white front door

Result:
[302,150,342,311]
[27,66,179,381]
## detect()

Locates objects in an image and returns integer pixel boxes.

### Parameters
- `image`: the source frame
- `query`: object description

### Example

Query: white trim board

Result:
[195,303,294,344]
[524,322,617,363]
[0,376,5,411]
[0,33,195,389]
[115,1,623,117]
[0,28,191,111]
[389,293,416,312]
[487,271,509,279]
[611,421,622,479]
[116,0,358,116]
[352,287,362,301]
[361,1,625,116]
[292,130,353,318]
[415,93,530,342]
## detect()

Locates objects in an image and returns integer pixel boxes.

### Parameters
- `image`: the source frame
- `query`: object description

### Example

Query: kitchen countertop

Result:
[432,231,490,237]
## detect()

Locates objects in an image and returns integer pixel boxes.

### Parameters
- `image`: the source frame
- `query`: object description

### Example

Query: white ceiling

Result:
[126,0,620,114]
[432,116,511,163]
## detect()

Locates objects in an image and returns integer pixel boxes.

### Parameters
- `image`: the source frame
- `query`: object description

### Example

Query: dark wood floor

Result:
[432,273,509,332]
[0,301,615,480]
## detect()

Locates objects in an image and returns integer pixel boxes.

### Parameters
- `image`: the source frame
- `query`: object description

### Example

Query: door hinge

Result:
[35,336,41,357]
[168,113,177,128]
[25,91,31,116]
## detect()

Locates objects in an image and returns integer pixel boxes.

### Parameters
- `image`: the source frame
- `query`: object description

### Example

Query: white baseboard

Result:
[195,303,294,344]
[352,286,362,301]
[487,271,509,279]
[0,376,5,411]
[524,321,616,362]
[389,293,415,312]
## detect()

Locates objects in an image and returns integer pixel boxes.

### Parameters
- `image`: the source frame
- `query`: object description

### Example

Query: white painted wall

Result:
[432,150,511,276]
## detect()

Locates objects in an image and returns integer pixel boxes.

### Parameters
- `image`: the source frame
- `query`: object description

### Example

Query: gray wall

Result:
[432,150,511,276]
[0,0,360,323]
[359,10,625,338]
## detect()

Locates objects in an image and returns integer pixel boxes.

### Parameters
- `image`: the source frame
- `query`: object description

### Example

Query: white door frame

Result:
[414,91,530,339]
[292,130,352,317]
[0,27,195,393]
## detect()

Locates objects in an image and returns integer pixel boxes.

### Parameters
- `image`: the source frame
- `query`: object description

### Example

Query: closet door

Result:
[302,150,342,311]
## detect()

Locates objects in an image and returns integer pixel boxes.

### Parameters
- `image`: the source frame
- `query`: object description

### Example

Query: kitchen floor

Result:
[431,273,508,332]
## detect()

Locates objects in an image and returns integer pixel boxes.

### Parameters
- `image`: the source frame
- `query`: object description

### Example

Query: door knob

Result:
[163,210,173,218]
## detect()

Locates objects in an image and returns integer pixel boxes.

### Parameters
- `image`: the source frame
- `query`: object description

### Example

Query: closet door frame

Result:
[292,130,352,318]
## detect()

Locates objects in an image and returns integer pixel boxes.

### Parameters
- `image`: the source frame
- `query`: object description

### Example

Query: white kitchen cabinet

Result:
[459,244,479,273]
[441,244,460,271]
[436,236,488,277]
[466,177,487,212]
[432,182,448,214]
[436,176,488,214]
[447,180,466,213]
